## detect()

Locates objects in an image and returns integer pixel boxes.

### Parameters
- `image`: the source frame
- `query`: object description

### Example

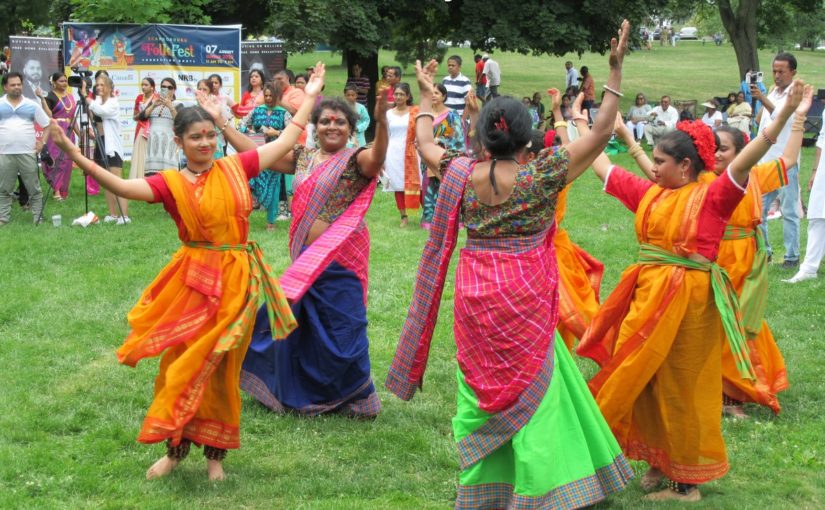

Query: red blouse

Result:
[605,165,747,261]
[145,150,260,238]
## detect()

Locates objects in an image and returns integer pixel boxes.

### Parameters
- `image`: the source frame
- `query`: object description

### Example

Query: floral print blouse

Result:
[440,147,569,238]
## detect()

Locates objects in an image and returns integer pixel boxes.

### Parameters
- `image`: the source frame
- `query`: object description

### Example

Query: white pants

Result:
[625,120,648,141]
[800,218,825,274]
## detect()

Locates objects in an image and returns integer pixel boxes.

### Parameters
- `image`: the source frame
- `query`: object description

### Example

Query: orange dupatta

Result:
[117,155,296,449]
[403,105,421,209]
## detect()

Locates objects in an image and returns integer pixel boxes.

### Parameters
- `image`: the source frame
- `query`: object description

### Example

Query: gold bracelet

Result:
[219,118,231,132]
[628,143,645,158]
[415,112,435,121]
[553,121,568,129]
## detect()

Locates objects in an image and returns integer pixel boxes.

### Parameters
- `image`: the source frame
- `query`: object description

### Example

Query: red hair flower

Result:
[676,120,716,171]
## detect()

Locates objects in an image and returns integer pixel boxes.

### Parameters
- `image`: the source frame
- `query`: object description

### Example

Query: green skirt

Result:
[453,334,632,509]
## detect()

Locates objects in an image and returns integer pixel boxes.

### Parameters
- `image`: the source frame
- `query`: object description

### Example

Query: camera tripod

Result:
[37,86,127,225]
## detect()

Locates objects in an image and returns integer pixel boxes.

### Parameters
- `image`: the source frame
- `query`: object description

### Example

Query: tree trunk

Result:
[344,48,379,142]
[718,0,760,80]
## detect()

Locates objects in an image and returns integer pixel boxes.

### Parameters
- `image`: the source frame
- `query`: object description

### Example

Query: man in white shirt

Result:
[0,72,50,225]
[643,95,679,145]
[752,52,802,268]
[442,55,472,116]
[482,54,501,99]
[564,61,579,94]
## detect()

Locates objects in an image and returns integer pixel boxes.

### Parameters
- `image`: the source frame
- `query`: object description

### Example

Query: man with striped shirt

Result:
[441,55,472,116]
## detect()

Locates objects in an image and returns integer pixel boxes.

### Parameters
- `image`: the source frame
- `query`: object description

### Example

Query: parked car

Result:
[679,27,699,40]
[652,28,661,40]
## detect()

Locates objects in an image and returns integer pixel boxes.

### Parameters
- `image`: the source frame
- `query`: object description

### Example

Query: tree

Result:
[717,0,760,79]
[0,0,55,46]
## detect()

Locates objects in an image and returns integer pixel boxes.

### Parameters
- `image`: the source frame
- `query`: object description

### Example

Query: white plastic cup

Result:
[52,214,62,227]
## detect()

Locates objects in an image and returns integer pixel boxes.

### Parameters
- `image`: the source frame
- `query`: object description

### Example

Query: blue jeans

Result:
[760,164,800,262]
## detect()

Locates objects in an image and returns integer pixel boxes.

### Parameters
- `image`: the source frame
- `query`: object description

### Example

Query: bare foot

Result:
[146,456,179,480]
[723,405,748,419]
[400,216,408,228]
[640,467,664,491]
[207,459,225,481]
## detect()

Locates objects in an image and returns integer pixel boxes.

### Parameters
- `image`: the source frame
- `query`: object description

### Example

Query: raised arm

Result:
[47,119,154,202]
[613,111,654,180]
[547,88,569,145]
[730,80,811,185]
[570,106,613,182]
[564,19,630,183]
[414,59,447,170]
[357,87,390,177]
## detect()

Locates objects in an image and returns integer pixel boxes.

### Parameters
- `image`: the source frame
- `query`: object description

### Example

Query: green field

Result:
[1,44,824,509]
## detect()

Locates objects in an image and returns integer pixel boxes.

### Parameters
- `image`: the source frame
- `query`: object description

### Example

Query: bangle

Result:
[291,120,306,130]
[219,118,231,132]
[415,112,435,121]
[760,131,776,145]
[628,143,645,158]
[602,85,623,98]
[553,121,568,129]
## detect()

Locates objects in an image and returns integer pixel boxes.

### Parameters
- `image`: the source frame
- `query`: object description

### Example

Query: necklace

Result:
[185,165,211,176]
[56,91,73,111]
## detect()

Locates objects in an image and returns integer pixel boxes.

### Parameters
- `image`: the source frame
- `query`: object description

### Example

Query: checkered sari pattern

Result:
[455,454,633,510]
[455,230,559,413]
[386,157,475,399]
[279,148,375,303]
[456,344,554,470]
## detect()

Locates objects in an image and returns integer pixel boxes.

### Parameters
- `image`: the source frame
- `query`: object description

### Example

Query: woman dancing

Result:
[48,63,328,481]
[235,88,391,417]
[576,80,809,502]
[388,20,634,509]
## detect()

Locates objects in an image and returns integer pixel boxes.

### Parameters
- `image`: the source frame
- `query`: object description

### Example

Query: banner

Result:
[9,36,63,101]
[61,23,241,158]
[240,40,286,90]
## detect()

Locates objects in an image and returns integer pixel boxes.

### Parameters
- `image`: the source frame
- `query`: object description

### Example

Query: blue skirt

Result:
[241,261,380,417]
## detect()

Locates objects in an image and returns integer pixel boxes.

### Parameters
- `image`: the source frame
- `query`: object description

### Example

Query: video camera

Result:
[745,71,763,86]
[68,66,93,90]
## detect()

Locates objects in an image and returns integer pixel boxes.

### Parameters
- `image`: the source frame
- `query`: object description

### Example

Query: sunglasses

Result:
[160,85,172,90]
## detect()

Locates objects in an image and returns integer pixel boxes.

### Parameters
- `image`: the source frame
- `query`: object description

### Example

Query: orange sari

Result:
[578,179,730,485]
[700,160,789,413]
[116,155,296,449]
[553,185,604,350]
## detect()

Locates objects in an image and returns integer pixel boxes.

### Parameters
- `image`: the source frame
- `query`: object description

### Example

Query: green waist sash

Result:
[185,240,295,341]
[638,243,755,380]
[722,226,769,337]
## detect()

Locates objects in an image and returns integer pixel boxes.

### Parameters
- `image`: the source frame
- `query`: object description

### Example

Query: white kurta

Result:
[808,110,825,220]
[384,110,410,192]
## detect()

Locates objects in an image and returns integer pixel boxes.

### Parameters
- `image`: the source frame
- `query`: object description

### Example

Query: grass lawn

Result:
[1,44,824,509]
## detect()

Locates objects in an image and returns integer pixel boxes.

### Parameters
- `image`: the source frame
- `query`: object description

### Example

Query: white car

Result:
[679,27,699,40]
